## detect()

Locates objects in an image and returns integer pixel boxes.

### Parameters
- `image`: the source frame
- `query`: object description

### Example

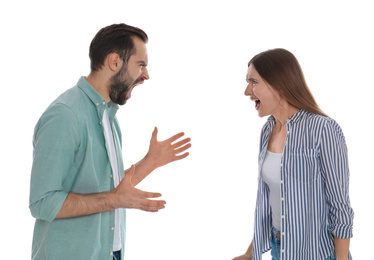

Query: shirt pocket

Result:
[288,148,319,183]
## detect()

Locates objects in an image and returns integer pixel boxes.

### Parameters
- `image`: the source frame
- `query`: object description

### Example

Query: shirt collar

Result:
[267,109,307,124]
[77,76,119,116]
[288,109,307,123]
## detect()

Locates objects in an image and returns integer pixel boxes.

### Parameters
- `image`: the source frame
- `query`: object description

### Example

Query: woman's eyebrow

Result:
[247,77,258,82]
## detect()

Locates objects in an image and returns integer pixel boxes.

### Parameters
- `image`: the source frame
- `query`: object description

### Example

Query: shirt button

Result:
[110,175,113,178]
[111,227,115,231]
[99,122,102,125]
[102,101,106,105]
[96,103,99,106]
[110,252,113,256]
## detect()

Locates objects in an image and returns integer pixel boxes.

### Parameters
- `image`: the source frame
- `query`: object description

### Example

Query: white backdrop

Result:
[1,0,372,259]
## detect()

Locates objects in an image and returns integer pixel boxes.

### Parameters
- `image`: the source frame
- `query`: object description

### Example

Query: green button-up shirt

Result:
[30,77,126,260]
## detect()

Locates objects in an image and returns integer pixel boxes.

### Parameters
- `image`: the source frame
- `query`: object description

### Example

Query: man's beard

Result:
[109,64,143,105]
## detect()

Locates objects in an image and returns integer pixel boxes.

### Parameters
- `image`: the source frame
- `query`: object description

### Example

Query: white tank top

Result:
[261,150,282,230]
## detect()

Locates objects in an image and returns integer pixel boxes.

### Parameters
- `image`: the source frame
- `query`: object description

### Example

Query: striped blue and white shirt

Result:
[252,110,354,260]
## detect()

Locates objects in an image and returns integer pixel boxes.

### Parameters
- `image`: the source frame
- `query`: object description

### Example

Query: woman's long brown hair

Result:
[249,48,327,117]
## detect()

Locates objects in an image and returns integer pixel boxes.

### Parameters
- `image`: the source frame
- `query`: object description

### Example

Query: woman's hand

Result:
[232,241,253,260]
[232,253,252,260]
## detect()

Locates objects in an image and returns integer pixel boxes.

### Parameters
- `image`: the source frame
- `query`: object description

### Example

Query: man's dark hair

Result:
[89,23,148,71]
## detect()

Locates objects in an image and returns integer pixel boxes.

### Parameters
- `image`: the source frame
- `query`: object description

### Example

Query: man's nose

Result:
[142,67,150,80]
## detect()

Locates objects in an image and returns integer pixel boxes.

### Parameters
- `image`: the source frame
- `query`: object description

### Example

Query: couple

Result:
[29,23,353,260]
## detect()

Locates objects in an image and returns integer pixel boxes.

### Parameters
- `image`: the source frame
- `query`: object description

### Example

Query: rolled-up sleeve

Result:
[29,103,79,223]
[320,119,354,239]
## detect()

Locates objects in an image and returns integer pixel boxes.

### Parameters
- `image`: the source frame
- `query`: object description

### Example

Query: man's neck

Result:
[86,72,111,102]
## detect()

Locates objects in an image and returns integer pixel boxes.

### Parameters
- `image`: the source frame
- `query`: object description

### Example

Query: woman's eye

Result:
[247,79,258,85]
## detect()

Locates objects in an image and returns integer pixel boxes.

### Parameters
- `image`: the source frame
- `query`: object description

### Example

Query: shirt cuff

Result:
[332,223,353,239]
[30,191,68,223]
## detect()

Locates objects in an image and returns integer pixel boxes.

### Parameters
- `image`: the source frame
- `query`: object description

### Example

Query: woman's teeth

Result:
[255,100,260,110]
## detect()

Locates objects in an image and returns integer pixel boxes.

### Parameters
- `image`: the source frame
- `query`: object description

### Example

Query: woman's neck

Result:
[272,103,300,128]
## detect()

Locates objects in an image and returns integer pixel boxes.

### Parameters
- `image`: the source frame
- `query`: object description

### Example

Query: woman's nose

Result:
[244,83,253,96]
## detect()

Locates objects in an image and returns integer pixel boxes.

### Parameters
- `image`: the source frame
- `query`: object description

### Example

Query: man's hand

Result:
[55,165,165,219]
[111,165,166,212]
[146,127,191,169]
[129,127,191,186]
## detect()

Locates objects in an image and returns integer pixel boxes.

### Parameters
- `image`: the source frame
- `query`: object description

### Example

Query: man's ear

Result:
[107,53,122,72]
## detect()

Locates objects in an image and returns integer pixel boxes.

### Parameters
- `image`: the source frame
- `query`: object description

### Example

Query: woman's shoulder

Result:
[300,111,346,140]
[298,110,338,126]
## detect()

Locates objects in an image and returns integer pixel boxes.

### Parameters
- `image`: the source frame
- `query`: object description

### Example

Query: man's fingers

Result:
[174,152,190,161]
[138,198,166,212]
[151,127,158,141]
[141,198,166,207]
[174,142,192,155]
[172,138,191,149]
[138,189,163,199]
[166,132,185,144]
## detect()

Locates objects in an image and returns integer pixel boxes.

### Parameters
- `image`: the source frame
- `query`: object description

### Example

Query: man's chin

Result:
[117,97,128,106]
[109,96,126,106]
[109,90,130,105]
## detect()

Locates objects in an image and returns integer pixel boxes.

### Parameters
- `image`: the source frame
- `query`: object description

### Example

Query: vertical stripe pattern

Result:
[252,110,354,260]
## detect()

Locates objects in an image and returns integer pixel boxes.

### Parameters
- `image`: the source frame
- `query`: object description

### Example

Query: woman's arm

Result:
[335,237,350,260]
[232,240,253,260]
[320,120,354,254]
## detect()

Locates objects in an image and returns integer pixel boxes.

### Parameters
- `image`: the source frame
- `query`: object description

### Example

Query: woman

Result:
[232,49,353,260]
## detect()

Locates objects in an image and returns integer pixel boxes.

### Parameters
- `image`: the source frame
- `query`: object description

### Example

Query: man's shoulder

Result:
[49,85,85,110]
[37,85,91,127]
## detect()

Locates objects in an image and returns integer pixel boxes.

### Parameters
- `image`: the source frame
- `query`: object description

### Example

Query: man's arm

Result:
[130,127,191,186]
[56,165,165,219]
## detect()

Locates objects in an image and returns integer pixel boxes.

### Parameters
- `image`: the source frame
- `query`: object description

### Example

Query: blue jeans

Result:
[270,227,281,260]
[270,227,336,260]
[113,250,121,260]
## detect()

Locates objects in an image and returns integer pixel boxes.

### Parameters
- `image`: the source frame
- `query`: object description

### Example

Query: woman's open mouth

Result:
[255,99,260,110]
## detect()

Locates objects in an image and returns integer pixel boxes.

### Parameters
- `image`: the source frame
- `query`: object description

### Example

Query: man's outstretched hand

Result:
[112,165,166,212]
[146,127,191,169]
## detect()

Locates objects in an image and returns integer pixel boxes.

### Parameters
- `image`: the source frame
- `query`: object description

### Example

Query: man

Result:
[29,23,191,260]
